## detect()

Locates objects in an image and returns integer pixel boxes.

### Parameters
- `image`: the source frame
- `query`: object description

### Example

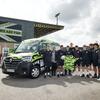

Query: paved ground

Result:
[0,69,100,100]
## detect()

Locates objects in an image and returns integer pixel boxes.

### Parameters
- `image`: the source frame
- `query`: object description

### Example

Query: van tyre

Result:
[30,66,40,79]
[9,73,14,77]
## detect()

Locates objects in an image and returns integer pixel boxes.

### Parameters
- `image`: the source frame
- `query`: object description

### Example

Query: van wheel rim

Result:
[31,68,39,78]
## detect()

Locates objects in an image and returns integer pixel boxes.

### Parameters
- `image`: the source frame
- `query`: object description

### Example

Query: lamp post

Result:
[55,13,60,25]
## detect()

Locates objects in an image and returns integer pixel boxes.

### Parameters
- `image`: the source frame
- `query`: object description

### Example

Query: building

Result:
[0,16,64,60]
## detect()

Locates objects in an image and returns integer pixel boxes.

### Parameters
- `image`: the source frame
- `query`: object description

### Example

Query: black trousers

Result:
[45,67,50,73]
[52,62,57,76]
[44,61,52,74]
[65,70,71,75]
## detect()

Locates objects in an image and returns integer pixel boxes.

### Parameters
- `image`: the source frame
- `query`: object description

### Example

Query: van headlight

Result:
[22,56,32,62]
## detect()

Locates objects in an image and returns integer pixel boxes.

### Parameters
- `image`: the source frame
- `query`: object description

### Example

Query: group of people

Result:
[40,43,100,81]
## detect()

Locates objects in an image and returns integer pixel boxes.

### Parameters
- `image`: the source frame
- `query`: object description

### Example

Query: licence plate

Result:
[7,69,15,72]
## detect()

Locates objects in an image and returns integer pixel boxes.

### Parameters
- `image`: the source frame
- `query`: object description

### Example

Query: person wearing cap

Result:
[56,45,65,77]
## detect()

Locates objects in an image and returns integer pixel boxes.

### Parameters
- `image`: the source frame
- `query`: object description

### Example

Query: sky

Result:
[0,0,100,46]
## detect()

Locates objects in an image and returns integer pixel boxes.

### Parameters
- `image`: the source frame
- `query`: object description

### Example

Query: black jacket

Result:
[65,49,73,56]
[40,49,52,67]
[56,49,65,62]
[92,49,99,62]
[81,50,90,62]
[89,48,94,62]
[98,49,100,64]
[73,50,81,58]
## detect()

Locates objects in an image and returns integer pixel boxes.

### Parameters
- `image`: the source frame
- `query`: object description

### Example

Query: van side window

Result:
[42,43,48,49]
[39,43,47,50]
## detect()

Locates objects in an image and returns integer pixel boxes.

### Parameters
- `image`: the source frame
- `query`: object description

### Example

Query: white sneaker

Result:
[48,73,50,75]
[97,78,100,81]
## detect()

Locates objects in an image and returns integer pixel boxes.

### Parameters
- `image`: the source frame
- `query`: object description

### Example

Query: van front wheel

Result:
[30,66,40,79]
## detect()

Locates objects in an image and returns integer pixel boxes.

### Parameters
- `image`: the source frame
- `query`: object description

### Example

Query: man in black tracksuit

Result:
[89,44,94,66]
[56,45,65,77]
[92,43,99,78]
[87,44,94,77]
[97,47,100,80]
[42,46,52,78]
[73,46,81,73]
[81,45,91,78]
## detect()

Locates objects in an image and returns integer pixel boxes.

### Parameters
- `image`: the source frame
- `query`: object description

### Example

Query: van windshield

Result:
[15,40,39,53]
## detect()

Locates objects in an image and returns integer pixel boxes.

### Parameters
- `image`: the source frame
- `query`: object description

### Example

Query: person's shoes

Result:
[64,74,67,76]
[61,74,64,76]
[92,74,97,78]
[69,73,72,76]
[49,74,52,78]
[97,77,100,81]
[44,75,46,78]
[89,73,92,76]
[81,74,85,77]
[86,74,90,78]
[57,74,60,78]
[88,73,92,78]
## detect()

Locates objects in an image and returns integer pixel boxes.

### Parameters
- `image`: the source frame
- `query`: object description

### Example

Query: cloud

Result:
[49,0,93,23]
[0,0,50,22]
[47,0,100,46]
[0,0,100,46]
[87,0,100,39]
[91,17,100,36]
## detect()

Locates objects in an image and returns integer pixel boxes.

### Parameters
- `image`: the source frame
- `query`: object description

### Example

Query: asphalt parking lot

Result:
[0,69,100,100]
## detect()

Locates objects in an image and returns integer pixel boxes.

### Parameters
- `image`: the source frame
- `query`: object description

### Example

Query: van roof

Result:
[23,38,59,45]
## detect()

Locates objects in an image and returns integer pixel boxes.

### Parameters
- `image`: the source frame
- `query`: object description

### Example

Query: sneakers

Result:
[89,73,92,78]
[97,78,100,81]
[69,73,72,76]
[44,75,47,78]
[86,74,90,78]
[57,74,60,78]
[81,74,85,77]
[44,73,51,78]
[61,73,64,76]
[97,75,100,80]
[49,74,52,78]
[81,74,91,78]
[92,74,98,78]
